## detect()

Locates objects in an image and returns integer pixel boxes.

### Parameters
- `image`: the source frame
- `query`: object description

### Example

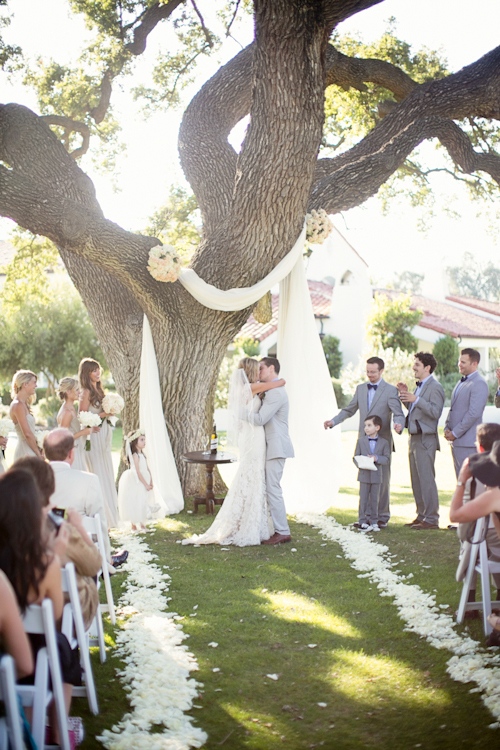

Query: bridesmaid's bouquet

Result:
[0,418,14,438]
[79,412,102,450]
[102,393,124,427]
[35,430,49,451]
[305,209,333,244]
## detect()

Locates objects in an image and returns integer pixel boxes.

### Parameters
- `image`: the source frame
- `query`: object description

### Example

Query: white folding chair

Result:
[19,598,70,750]
[0,654,24,750]
[456,516,500,634]
[81,514,116,628]
[60,563,99,715]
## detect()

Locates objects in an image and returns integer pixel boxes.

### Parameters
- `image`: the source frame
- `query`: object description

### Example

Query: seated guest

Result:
[15,456,101,630]
[0,468,69,744]
[43,428,128,571]
[450,432,500,638]
[0,570,34,678]
[454,423,500,618]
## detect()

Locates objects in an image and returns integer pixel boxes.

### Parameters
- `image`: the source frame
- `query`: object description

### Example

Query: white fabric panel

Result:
[177,225,307,310]
[278,253,341,514]
[140,315,184,514]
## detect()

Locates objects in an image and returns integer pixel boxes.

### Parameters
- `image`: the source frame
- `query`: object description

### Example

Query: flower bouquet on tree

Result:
[102,393,125,427]
[305,209,333,244]
[79,412,102,450]
[147,244,182,282]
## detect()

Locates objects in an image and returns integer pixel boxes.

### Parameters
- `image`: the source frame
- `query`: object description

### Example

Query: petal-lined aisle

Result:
[98,531,207,749]
[297,512,500,729]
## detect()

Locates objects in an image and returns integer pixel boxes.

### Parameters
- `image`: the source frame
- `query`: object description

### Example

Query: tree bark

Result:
[1,0,500,496]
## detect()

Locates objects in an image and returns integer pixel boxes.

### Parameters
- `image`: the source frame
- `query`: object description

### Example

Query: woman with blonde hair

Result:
[183,357,285,547]
[57,377,95,472]
[9,369,42,460]
[78,358,119,527]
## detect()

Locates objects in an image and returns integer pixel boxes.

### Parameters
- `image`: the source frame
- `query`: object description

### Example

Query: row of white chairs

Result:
[0,513,117,750]
[457,515,500,634]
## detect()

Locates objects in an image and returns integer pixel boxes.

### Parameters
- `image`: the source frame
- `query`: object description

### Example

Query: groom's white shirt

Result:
[49,460,112,562]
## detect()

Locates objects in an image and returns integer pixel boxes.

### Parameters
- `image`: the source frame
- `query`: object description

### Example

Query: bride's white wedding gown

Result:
[182,395,273,546]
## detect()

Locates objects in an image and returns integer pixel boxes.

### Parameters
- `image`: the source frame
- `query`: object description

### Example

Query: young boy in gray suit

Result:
[354,415,391,532]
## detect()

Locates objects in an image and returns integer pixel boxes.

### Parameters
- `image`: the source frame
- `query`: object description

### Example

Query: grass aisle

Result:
[79,495,495,750]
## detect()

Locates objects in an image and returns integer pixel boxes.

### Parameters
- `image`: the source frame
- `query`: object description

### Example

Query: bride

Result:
[182,358,285,547]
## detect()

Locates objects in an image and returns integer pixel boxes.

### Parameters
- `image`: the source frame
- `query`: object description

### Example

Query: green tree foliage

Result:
[144,185,201,262]
[367,293,423,353]
[0,283,106,391]
[447,252,500,301]
[321,334,342,378]
[0,1,22,72]
[323,20,500,220]
[390,270,424,295]
[0,230,60,312]
[433,335,460,377]
[233,336,260,357]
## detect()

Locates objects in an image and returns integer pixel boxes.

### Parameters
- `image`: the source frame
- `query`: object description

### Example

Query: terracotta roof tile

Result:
[446,295,500,317]
[239,280,333,342]
[376,289,500,340]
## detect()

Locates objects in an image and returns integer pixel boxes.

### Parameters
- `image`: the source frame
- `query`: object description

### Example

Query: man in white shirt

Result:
[43,428,126,570]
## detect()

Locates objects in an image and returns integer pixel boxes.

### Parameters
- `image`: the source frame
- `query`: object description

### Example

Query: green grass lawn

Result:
[75,431,497,749]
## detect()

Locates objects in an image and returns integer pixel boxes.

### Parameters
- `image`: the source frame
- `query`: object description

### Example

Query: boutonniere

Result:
[260,392,266,401]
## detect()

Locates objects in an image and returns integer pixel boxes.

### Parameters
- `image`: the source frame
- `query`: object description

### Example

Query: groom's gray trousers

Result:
[265,458,290,535]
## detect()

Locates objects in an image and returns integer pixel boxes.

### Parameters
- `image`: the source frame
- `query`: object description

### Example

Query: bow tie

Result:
[368,436,378,441]
[415,381,422,388]
[367,383,378,390]
[460,375,468,383]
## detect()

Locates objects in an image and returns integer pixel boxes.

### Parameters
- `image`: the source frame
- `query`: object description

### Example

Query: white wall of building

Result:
[306,225,372,369]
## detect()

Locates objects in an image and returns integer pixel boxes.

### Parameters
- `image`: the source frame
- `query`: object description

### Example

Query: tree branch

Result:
[40,114,90,158]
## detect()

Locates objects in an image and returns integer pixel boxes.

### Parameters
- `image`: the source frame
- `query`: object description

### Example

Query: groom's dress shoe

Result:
[262,533,292,545]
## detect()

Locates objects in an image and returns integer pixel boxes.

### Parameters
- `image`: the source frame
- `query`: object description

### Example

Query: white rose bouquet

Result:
[0,418,14,438]
[102,392,124,427]
[79,411,102,450]
[147,244,182,283]
[35,430,49,451]
[305,209,333,244]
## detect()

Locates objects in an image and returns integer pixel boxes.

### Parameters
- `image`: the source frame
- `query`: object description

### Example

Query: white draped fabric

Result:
[140,315,184,514]
[278,250,342,513]
[177,225,307,310]
[140,223,341,517]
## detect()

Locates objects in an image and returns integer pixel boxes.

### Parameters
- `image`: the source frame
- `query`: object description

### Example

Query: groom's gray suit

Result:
[248,387,294,536]
[331,379,405,524]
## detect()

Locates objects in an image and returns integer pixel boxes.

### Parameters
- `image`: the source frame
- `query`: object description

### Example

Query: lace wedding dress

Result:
[183,384,273,547]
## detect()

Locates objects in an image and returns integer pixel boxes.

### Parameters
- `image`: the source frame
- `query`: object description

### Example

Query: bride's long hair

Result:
[238,358,258,384]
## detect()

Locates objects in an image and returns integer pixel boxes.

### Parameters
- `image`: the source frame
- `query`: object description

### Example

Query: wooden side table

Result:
[182,450,238,514]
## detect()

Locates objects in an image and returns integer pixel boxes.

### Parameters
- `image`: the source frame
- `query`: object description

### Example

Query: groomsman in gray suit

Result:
[444,348,489,477]
[398,352,445,530]
[324,357,405,527]
[247,357,294,545]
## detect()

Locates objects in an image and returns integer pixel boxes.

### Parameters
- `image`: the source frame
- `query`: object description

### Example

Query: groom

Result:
[246,356,294,544]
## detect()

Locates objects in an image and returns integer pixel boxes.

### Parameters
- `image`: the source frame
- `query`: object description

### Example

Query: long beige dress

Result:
[69,415,87,472]
[83,402,119,528]
[14,413,37,460]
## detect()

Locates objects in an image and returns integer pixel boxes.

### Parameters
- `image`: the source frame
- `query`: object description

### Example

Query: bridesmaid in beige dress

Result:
[9,370,43,460]
[78,358,119,528]
[56,377,95,472]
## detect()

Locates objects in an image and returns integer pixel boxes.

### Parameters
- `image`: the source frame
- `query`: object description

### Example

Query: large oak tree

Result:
[1,0,500,492]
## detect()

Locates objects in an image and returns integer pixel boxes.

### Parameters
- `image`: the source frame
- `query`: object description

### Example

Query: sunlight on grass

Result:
[332,650,453,709]
[258,590,361,638]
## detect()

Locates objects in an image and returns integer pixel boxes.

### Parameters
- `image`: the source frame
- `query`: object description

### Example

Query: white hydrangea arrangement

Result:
[305,209,333,244]
[0,418,14,438]
[147,244,182,283]
[102,392,124,427]
[79,411,102,450]
[35,430,49,450]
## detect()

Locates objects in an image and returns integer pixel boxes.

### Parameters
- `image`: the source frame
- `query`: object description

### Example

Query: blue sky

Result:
[1,0,499,287]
